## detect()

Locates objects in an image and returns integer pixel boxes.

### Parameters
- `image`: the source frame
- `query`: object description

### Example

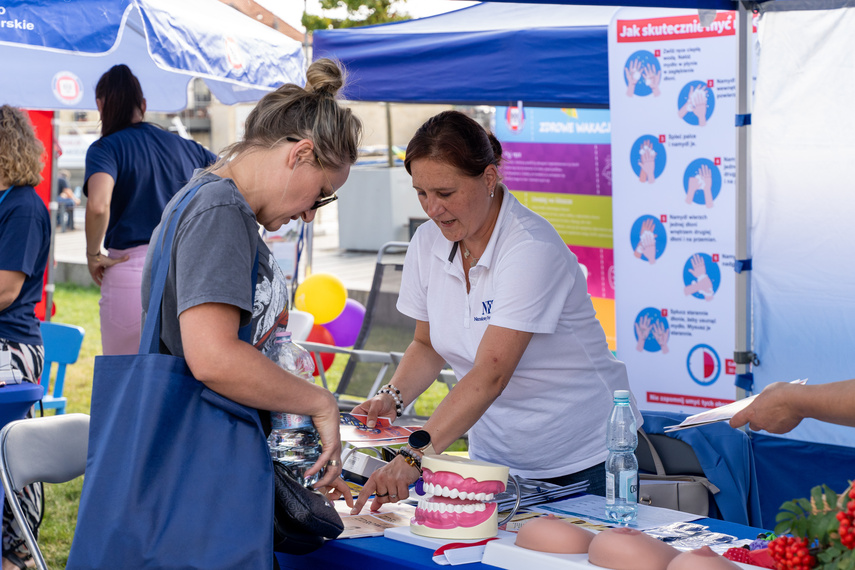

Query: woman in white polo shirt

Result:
[350,111,641,514]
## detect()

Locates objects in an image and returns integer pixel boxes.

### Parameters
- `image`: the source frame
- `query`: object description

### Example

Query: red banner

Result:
[617,12,736,43]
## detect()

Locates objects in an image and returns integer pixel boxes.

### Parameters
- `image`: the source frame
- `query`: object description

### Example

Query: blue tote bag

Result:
[67,183,274,569]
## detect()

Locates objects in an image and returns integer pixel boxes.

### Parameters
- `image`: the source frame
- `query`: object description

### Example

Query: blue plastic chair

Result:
[38,321,85,415]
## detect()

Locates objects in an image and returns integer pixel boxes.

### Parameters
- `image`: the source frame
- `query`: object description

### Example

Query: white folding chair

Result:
[0,414,90,570]
[285,309,315,342]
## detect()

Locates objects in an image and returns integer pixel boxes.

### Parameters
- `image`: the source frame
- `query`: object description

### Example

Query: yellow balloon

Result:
[294,273,347,325]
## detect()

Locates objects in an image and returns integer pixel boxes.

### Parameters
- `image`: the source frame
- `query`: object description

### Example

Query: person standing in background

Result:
[0,105,51,570]
[55,169,78,232]
[84,64,217,355]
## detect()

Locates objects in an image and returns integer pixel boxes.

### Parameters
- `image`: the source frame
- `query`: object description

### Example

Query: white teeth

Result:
[476,503,486,511]
[485,493,494,501]
[449,488,459,499]
[426,483,435,495]
[476,492,486,501]
[441,486,451,498]
[464,504,475,513]
[439,503,447,513]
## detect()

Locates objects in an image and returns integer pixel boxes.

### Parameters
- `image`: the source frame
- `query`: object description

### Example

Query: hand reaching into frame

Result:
[635,314,653,352]
[651,321,670,354]
[625,59,642,97]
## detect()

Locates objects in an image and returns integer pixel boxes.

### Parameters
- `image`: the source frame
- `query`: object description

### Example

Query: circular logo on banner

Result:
[52,71,83,105]
[225,37,244,70]
[686,344,720,386]
[505,106,524,132]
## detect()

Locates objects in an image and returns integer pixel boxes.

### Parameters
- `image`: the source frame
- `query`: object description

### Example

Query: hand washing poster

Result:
[609,9,738,411]
[495,106,616,349]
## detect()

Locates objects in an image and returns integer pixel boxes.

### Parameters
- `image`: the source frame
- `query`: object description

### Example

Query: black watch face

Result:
[409,429,431,450]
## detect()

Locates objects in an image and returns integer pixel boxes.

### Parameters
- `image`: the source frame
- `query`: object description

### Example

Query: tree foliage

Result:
[303,0,411,31]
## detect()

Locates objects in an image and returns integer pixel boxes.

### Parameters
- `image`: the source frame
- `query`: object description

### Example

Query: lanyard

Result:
[0,186,12,208]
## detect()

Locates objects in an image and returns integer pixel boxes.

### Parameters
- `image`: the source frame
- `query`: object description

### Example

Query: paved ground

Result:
[52,202,385,294]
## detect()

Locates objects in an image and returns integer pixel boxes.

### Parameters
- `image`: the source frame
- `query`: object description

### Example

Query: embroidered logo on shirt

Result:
[474,300,493,322]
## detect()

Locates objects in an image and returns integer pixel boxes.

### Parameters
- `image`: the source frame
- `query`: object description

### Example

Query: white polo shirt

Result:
[397,185,641,479]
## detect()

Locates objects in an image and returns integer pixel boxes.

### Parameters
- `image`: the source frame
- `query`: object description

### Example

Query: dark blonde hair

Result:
[217,58,362,171]
[0,105,44,187]
[405,110,503,178]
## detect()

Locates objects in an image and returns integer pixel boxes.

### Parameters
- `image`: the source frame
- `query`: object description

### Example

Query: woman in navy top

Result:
[0,105,51,570]
[84,65,217,355]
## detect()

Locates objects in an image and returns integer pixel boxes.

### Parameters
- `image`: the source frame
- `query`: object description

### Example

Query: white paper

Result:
[529,495,702,530]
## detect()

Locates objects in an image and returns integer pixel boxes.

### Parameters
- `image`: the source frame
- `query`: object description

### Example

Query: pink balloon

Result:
[324,298,366,347]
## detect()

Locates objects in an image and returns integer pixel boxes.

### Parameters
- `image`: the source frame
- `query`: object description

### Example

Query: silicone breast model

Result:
[667,546,742,569]
[514,515,595,554]
[410,454,508,540]
[588,527,680,570]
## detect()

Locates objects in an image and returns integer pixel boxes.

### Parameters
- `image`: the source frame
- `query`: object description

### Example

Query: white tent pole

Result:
[734,1,754,399]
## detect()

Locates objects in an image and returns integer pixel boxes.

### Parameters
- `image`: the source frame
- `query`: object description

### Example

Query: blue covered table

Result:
[0,382,43,533]
[276,516,768,569]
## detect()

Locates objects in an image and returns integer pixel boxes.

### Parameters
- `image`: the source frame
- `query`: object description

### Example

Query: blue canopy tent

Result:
[0,0,306,320]
[314,0,855,528]
[0,0,306,112]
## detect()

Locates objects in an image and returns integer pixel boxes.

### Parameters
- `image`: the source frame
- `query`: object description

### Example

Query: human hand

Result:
[304,394,347,489]
[693,86,708,126]
[639,141,657,184]
[351,392,397,429]
[350,454,421,514]
[643,64,661,97]
[652,321,669,354]
[678,85,696,118]
[729,382,803,433]
[700,165,714,207]
[86,252,130,286]
[635,314,652,351]
[318,476,354,508]
[625,59,641,96]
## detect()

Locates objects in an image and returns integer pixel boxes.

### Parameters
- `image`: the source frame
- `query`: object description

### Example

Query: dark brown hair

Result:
[404,110,502,177]
[95,64,144,137]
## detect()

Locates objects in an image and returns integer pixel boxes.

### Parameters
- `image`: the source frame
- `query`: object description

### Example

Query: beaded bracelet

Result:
[398,446,422,475]
[378,383,404,417]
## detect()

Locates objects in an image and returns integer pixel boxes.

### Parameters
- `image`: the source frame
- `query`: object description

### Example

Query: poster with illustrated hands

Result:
[609,8,747,412]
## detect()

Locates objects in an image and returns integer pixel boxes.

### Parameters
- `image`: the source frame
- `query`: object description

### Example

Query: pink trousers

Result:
[99,244,148,356]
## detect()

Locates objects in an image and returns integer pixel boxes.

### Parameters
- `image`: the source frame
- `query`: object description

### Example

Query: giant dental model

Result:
[411,454,509,540]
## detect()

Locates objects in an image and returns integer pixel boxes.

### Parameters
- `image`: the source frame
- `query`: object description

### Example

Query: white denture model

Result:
[410,454,509,540]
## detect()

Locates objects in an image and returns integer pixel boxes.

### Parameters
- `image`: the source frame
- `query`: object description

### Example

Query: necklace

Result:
[462,244,479,266]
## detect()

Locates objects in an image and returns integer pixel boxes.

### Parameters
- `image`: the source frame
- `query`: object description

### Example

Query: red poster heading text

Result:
[617,12,736,43]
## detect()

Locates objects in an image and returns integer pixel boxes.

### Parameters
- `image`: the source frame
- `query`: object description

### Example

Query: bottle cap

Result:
[613,390,631,402]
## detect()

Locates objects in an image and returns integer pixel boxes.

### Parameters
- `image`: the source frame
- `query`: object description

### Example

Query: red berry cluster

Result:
[837,487,855,549]
[769,535,816,570]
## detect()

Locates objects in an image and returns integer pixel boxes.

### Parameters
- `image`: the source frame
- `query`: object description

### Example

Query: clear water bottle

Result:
[264,330,322,487]
[605,389,638,524]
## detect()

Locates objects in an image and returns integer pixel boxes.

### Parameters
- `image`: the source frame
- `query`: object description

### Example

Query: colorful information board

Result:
[495,106,616,348]
[608,9,738,411]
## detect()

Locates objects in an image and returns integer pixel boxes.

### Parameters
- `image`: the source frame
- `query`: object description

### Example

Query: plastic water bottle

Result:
[605,389,638,524]
[265,330,322,487]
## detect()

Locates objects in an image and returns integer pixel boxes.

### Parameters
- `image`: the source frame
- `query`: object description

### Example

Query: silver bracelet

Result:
[378,383,403,417]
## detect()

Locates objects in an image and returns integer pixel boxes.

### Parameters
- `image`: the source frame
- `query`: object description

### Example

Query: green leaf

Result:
[796,498,813,512]
[781,500,802,514]
[774,521,792,535]
[812,485,825,509]
[824,484,839,508]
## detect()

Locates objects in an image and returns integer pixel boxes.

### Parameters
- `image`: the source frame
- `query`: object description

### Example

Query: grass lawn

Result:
[37,282,461,567]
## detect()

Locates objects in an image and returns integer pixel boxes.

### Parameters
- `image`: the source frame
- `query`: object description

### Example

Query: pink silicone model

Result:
[514,515,595,554]
[588,527,680,570]
[667,546,742,570]
[411,454,508,540]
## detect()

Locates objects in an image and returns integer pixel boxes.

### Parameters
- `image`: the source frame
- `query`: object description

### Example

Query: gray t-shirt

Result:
[141,171,290,357]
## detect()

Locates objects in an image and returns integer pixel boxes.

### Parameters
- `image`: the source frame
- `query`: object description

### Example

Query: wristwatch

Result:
[407,429,436,456]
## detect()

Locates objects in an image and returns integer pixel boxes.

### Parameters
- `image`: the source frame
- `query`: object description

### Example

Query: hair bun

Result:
[305,58,345,98]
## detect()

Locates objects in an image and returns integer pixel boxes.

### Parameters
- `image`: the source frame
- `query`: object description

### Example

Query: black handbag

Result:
[273,461,344,555]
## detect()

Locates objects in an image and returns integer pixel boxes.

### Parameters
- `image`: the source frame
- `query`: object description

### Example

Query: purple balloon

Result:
[324,298,366,347]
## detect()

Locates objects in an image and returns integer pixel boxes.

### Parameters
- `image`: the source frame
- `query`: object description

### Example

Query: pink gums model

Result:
[412,467,506,530]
